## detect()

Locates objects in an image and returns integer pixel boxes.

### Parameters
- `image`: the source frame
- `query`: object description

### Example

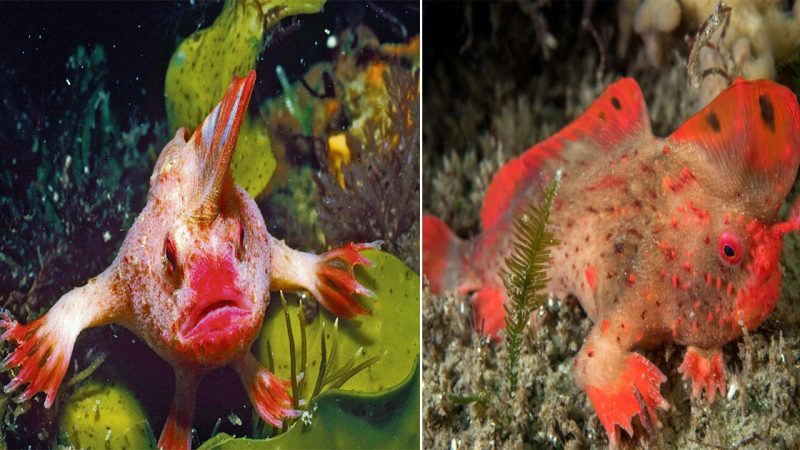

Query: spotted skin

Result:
[0,71,375,450]
[423,78,800,446]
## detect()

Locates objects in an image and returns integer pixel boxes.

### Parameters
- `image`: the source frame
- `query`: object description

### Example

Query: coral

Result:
[633,0,682,68]
[627,0,800,106]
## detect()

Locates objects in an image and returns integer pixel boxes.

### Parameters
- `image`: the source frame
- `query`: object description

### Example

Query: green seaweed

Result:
[0,45,152,322]
[198,357,419,450]
[256,250,419,401]
[164,0,324,198]
[58,380,156,449]
[502,174,560,398]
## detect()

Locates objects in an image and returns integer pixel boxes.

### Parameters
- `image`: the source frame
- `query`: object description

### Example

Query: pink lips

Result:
[180,254,251,341]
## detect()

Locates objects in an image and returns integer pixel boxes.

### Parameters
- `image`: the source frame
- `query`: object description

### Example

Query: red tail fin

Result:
[422,215,463,294]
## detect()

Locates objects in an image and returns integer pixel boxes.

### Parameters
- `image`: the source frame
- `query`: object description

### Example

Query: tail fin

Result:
[422,215,464,294]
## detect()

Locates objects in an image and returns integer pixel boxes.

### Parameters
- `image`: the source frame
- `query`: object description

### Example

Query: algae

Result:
[58,380,156,449]
[199,358,419,450]
[165,0,325,198]
[256,250,419,401]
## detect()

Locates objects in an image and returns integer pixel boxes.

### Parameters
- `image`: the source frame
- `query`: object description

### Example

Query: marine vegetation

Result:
[264,25,421,270]
[0,46,152,323]
[0,45,156,447]
[0,71,380,450]
[165,0,326,199]
[502,176,559,399]
[423,2,800,448]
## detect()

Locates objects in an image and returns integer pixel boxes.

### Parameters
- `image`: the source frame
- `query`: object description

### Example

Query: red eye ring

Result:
[718,231,743,266]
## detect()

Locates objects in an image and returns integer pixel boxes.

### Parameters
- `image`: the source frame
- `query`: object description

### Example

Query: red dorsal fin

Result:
[191,70,256,223]
[670,78,800,215]
[481,78,651,229]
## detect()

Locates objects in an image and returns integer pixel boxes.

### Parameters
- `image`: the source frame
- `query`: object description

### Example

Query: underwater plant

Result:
[165,0,326,199]
[502,176,559,399]
[0,44,155,447]
[314,69,421,271]
[0,46,152,321]
[248,249,420,442]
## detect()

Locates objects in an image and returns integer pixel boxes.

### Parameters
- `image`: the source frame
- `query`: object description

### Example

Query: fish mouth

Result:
[179,287,251,341]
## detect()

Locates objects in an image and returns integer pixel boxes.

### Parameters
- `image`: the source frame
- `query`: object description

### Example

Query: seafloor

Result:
[423,2,800,448]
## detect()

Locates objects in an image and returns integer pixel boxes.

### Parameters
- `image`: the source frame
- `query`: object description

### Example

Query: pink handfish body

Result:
[423,77,800,446]
[1,70,376,449]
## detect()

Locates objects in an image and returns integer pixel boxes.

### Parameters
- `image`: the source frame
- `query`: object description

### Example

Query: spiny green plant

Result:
[502,172,561,399]
[251,292,381,439]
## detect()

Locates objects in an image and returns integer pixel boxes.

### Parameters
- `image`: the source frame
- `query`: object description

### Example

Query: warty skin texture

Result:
[423,77,800,446]
[1,71,376,450]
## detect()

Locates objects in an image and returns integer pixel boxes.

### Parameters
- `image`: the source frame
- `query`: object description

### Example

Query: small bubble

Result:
[326,36,337,49]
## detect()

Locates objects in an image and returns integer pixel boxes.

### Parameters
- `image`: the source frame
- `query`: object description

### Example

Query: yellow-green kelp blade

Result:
[58,380,157,449]
[257,249,419,399]
[165,0,324,197]
[198,356,420,449]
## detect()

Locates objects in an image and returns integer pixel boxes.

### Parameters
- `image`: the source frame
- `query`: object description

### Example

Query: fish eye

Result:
[718,231,743,266]
[164,235,179,274]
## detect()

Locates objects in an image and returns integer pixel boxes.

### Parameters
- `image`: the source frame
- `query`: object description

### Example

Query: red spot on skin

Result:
[662,144,670,155]
[628,273,636,285]
[681,281,692,290]
[658,240,677,261]
[692,301,701,310]
[671,319,682,337]
[716,276,723,291]
[659,269,668,279]
[726,282,735,297]
[692,321,700,332]
[587,346,594,358]
[601,320,610,334]
[705,272,712,285]
[682,261,693,272]
[585,266,597,291]
[670,217,679,228]
[663,168,696,194]
[706,312,714,323]
[672,274,680,288]
[724,213,730,225]
[686,201,710,224]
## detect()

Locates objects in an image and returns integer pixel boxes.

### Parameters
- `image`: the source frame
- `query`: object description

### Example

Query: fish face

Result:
[159,202,267,366]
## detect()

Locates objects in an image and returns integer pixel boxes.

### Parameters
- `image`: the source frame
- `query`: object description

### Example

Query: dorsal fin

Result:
[669,78,800,215]
[191,70,256,223]
[481,78,651,229]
